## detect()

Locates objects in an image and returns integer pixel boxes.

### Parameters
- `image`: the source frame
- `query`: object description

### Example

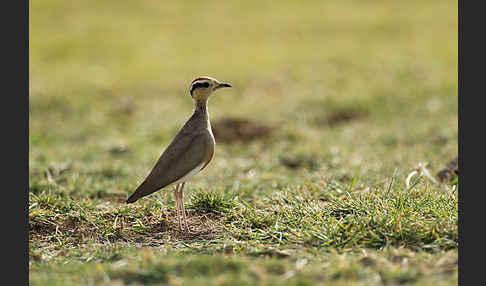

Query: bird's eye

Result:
[200,82,210,88]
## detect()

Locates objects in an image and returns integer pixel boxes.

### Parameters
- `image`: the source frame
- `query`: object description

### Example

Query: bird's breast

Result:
[200,129,215,171]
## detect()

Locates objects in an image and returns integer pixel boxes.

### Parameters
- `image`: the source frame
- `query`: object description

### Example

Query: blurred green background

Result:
[30,0,457,181]
[29,0,457,285]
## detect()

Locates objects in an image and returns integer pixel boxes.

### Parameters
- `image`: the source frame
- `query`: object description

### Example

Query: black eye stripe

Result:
[198,82,210,88]
[190,81,210,93]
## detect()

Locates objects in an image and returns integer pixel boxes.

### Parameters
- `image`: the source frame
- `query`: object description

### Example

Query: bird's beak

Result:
[216,82,232,89]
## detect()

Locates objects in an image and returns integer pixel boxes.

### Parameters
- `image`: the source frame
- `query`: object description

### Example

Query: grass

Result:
[30,0,457,285]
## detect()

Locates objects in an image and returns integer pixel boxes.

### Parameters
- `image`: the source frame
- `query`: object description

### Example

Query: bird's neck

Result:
[194,99,209,117]
[191,99,211,129]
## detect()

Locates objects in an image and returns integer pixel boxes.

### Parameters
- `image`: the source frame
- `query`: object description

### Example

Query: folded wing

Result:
[126,131,214,203]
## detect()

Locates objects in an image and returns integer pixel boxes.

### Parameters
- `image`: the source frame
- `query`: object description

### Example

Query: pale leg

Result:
[179,183,191,233]
[173,184,182,231]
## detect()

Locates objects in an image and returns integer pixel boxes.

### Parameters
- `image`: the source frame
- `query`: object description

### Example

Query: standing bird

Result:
[126,76,232,233]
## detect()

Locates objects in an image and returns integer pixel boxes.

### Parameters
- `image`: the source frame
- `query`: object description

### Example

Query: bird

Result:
[126,76,232,233]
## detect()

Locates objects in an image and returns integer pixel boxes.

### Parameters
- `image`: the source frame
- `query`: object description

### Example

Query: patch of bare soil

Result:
[212,117,273,143]
[279,155,320,171]
[314,110,367,127]
[29,209,225,247]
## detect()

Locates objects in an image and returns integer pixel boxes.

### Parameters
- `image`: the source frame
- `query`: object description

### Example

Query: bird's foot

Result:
[184,227,194,235]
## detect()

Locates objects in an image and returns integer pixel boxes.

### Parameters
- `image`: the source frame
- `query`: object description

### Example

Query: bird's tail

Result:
[126,181,153,204]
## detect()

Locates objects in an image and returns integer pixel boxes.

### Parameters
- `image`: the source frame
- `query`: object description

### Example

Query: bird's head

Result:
[189,76,232,101]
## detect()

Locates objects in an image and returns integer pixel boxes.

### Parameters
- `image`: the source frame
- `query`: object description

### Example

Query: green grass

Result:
[30,0,458,285]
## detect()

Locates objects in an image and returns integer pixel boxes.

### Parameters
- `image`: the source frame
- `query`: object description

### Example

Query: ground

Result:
[29,0,458,285]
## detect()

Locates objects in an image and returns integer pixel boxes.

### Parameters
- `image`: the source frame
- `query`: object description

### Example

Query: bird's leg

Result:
[179,183,191,233]
[174,184,182,231]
